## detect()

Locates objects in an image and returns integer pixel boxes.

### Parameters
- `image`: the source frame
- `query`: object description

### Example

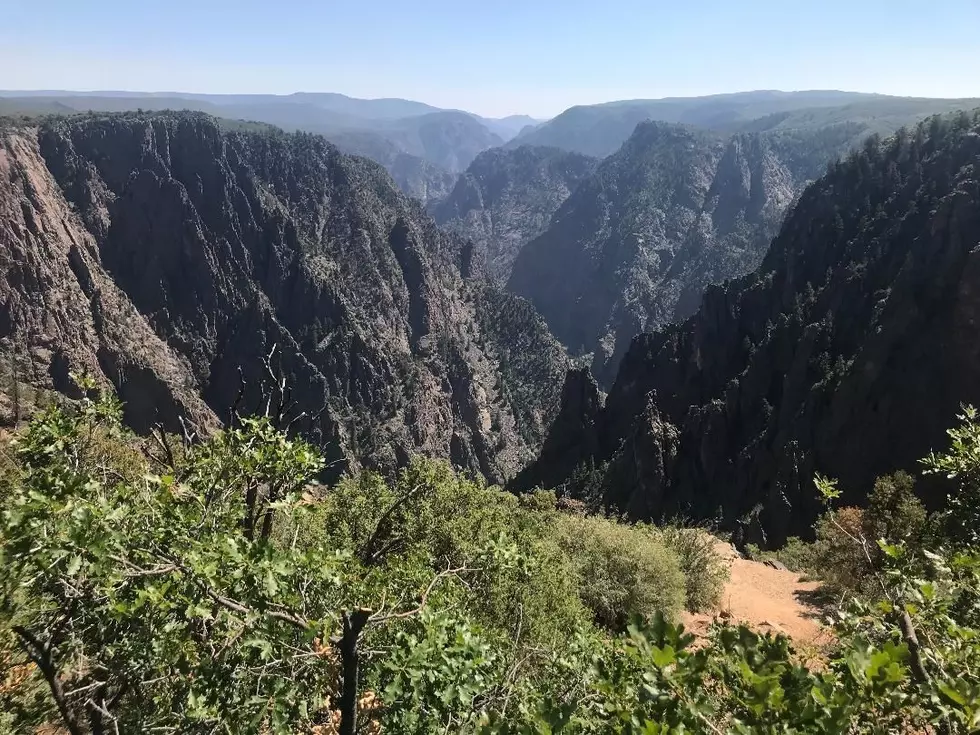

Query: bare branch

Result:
[148,426,176,472]
[177,415,198,447]
[368,565,474,625]
[200,582,311,630]
[899,610,929,684]
[358,483,425,566]
[13,626,84,735]
[107,556,178,578]
[828,514,931,685]
[148,551,312,630]
[229,366,246,426]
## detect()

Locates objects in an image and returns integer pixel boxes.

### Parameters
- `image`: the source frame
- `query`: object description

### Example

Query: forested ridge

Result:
[505,117,952,385]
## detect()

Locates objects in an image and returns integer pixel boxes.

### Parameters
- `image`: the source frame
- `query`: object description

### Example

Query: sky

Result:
[3,0,979,118]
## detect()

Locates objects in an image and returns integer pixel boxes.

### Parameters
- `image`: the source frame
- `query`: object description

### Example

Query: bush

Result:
[775,535,816,572]
[309,460,588,652]
[745,536,820,580]
[751,503,870,593]
[808,505,871,593]
[764,472,930,594]
[4,394,980,733]
[657,525,728,612]
[863,471,927,546]
[0,393,340,734]
[752,472,929,594]
[923,404,980,543]
[556,515,686,629]
[378,611,499,734]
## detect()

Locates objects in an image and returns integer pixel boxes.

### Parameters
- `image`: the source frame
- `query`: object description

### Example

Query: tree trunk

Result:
[338,609,370,735]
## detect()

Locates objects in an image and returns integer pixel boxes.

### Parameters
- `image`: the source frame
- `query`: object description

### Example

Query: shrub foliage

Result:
[0,390,978,733]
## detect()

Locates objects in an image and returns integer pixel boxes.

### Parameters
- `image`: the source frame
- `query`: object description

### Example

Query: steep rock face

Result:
[0,127,217,433]
[0,112,568,482]
[431,146,598,282]
[521,111,980,544]
[513,368,603,494]
[388,153,457,204]
[402,111,504,172]
[508,121,865,386]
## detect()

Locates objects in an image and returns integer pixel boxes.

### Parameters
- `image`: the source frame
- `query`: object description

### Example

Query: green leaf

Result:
[649,645,676,669]
[264,569,279,597]
[245,637,274,661]
[937,682,968,707]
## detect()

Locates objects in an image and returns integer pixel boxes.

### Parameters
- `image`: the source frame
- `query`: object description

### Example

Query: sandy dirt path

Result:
[682,541,832,648]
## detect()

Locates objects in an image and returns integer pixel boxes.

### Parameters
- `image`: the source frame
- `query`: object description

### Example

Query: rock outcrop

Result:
[520,111,980,544]
[326,130,458,205]
[0,112,568,483]
[509,121,864,385]
[432,146,598,282]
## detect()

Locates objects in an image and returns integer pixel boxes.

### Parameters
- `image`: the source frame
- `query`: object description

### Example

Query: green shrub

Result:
[556,515,686,629]
[657,525,728,612]
[752,472,929,593]
[3,393,980,733]
[808,505,871,593]
[750,506,870,593]
[774,535,817,572]
[923,404,980,544]
[766,472,930,594]
[310,460,588,652]
[378,611,500,734]
[747,536,817,574]
[863,471,928,547]
[0,393,339,734]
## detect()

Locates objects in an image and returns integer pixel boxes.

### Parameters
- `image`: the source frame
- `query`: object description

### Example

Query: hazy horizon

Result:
[6,87,978,121]
[4,0,979,117]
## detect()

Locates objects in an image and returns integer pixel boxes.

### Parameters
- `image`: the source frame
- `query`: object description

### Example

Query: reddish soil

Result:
[682,540,833,650]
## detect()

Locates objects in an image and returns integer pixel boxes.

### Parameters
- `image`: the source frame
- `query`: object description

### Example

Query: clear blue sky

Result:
[3,0,979,118]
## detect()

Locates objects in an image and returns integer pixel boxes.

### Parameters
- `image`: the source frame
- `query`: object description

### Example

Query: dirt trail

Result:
[682,541,832,648]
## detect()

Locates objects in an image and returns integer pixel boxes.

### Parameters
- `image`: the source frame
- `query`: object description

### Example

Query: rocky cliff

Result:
[0,111,568,482]
[519,111,980,545]
[508,121,868,386]
[431,146,598,282]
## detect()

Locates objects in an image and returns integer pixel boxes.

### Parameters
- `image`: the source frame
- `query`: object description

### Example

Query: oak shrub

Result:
[1,391,978,733]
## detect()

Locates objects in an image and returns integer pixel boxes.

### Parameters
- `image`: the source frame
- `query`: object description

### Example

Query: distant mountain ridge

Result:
[0,91,522,201]
[509,91,980,158]
[2,89,471,124]
[5,90,977,208]
[0,90,529,143]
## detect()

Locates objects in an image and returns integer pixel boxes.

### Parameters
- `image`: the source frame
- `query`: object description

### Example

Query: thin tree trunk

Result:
[13,626,83,735]
[338,610,370,735]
